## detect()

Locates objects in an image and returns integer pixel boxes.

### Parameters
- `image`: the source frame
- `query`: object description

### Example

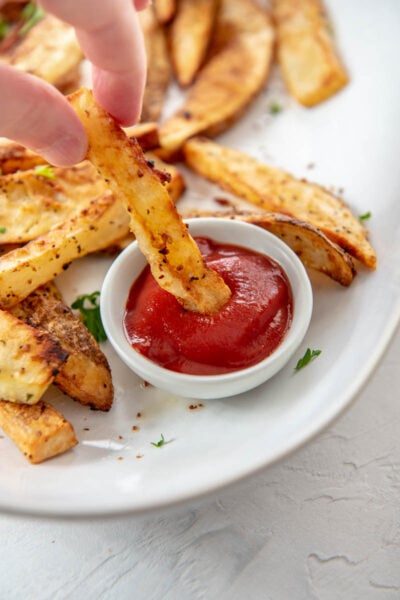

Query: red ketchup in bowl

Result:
[124,237,293,375]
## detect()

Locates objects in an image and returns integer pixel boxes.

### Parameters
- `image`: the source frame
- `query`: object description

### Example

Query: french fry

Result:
[0,308,68,404]
[0,162,106,243]
[138,6,172,122]
[0,400,78,463]
[183,137,377,269]
[271,0,348,106]
[153,0,176,24]
[10,283,114,412]
[0,192,130,308]
[183,210,356,286]
[69,88,231,314]
[170,0,220,87]
[159,0,275,152]
[0,15,83,89]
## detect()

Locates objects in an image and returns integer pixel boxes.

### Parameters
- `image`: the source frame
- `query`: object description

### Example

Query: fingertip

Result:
[92,67,145,126]
[37,132,88,167]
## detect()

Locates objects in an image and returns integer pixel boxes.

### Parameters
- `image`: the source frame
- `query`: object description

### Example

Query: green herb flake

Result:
[19,3,45,37]
[295,348,321,371]
[269,101,283,115]
[0,227,6,234]
[71,291,107,343]
[34,164,55,179]
[0,18,10,41]
[151,434,166,448]
[359,211,371,221]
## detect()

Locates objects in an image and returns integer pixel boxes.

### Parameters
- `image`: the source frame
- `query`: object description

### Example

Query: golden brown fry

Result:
[123,122,160,153]
[10,283,114,412]
[0,193,130,308]
[145,152,186,203]
[70,88,230,314]
[170,0,220,87]
[0,162,106,243]
[138,6,172,122]
[0,15,83,89]
[271,0,348,106]
[0,400,77,463]
[184,137,376,269]
[153,0,176,24]
[159,0,275,152]
[183,209,356,286]
[0,309,68,404]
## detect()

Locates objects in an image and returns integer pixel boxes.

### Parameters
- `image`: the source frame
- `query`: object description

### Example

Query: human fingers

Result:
[38,0,147,125]
[0,64,87,166]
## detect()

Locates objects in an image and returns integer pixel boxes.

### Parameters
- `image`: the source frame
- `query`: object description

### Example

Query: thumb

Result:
[0,64,87,166]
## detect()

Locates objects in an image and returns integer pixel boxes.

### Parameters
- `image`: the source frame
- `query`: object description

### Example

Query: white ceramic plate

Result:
[1,0,400,518]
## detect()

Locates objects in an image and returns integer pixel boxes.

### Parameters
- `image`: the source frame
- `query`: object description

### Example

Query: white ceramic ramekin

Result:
[100,218,313,399]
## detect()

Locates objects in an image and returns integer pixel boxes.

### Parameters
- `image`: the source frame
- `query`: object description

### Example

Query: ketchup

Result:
[124,237,293,375]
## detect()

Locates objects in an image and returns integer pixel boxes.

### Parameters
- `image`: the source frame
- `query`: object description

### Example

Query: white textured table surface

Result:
[1,325,399,599]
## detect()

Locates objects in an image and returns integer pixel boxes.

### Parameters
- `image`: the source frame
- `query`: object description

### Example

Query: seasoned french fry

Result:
[170,0,220,87]
[10,283,114,412]
[184,137,376,269]
[0,15,83,89]
[159,0,275,152]
[153,0,176,24]
[70,88,231,314]
[271,0,348,106]
[0,309,68,404]
[0,162,106,243]
[0,400,77,463]
[0,193,130,308]
[183,209,356,286]
[138,6,172,122]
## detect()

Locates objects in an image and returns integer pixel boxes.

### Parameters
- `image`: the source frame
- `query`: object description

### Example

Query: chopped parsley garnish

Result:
[295,348,321,371]
[269,101,283,115]
[71,291,107,343]
[151,434,166,448]
[34,164,55,179]
[19,2,45,37]
[359,211,371,221]
[0,227,6,234]
[0,18,10,41]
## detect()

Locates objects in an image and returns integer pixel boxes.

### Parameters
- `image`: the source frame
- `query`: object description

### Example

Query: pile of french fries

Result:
[0,0,376,463]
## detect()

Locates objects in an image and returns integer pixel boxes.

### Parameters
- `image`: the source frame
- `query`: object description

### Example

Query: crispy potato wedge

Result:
[271,0,348,106]
[153,0,176,24]
[159,0,275,151]
[183,210,356,286]
[170,0,220,87]
[70,88,230,313]
[123,122,160,153]
[0,308,68,404]
[138,6,172,122]
[0,400,77,463]
[0,162,106,243]
[10,283,114,412]
[0,192,130,308]
[184,137,376,269]
[0,15,83,89]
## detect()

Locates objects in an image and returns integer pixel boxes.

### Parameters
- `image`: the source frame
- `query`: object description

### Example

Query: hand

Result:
[0,0,148,165]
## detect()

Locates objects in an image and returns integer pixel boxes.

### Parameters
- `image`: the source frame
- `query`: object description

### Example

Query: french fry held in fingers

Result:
[69,88,231,314]
[159,0,275,152]
[0,192,130,308]
[138,6,172,122]
[183,137,377,269]
[10,283,114,412]
[153,0,176,24]
[0,400,78,463]
[0,308,68,405]
[170,0,220,87]
[183,210,356,287]
[271,0,348,106]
